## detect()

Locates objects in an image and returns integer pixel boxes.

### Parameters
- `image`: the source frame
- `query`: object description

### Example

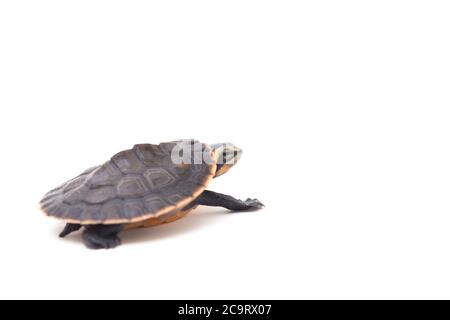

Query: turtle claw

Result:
[243,198,265,210]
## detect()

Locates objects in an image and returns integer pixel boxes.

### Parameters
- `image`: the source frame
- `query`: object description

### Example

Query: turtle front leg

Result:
[194,190,264,211]
[82,224,123,250]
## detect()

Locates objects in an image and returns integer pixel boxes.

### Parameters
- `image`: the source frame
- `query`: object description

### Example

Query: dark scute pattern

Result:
[83,204,103,221]
[134,143,168,162]
[63,176,86,193]
[144,196,168,212]
[144,168,176,189]
[166,194,185,205]
[112,150,147,174]
[117,175,148,197]
[63,186,89,204]
[87,163,121,187]
[123,199,145,218]
[40,141,214,223]
[83,186,117,204]
[100,199,123,221]
[67,203,86,220]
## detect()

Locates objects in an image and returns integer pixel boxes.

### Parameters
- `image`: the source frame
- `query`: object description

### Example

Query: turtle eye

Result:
[223,151,232,164]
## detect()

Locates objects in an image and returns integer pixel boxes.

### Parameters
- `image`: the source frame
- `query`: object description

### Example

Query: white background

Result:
[1,1,450,299]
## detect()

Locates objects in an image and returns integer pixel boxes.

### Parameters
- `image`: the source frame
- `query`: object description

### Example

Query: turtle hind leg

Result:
[59,223,82,238]
[82,224,123,250]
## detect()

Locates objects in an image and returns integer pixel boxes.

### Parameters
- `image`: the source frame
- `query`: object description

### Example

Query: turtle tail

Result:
[59,223,82,238]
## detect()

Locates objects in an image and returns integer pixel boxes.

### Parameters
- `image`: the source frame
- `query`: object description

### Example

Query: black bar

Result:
[1,300,446,318]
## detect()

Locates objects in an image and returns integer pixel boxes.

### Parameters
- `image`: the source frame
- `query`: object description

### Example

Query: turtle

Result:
[39,140,264,249]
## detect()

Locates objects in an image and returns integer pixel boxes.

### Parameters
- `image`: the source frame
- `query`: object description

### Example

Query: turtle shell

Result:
[40,141,217,225]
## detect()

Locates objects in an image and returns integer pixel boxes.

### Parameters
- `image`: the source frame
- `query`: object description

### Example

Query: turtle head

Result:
[211,143,243,178]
